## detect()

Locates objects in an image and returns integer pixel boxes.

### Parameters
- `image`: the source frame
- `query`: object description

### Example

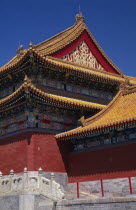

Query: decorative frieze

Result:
[41,77,113,101]
[0,109,77,137]
[62,41,105,71]
[74,129,136,151]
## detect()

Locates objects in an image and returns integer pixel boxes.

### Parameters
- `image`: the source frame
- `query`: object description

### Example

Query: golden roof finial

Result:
[75,13,85,23]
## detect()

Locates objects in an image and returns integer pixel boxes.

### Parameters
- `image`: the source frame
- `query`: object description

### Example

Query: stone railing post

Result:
[9,169,14,190]
[38,167,42,189]
[0,171,3,187]
[0,169,64,200]
[50,172,55,197]
[50,172,64,199]
[23,167,28,189]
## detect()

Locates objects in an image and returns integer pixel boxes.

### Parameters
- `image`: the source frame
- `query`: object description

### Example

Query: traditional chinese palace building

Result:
[0,14,136,182]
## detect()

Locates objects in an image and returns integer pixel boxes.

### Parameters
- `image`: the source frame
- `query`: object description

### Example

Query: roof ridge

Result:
[1,55,18,68]
[46,56,125,84]
[37,19,123,76]
[46,56,123,78]
[0,49,29,72]
[84,25,124,76]
[122,84,136,95]
[36,21,85,53]
[35,24,76,49]
[0,49,125,84]
[0,17,124,77]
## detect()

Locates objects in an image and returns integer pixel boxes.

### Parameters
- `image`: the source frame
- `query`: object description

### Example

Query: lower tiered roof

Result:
[56,84,136,140]
[0,77,106,112]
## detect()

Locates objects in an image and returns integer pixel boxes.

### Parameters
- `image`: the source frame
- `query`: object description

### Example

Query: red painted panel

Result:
[51,31,119,74]
[31,133,66,172]
[0,133,28,175]
[68,143,136,183]
[0,131,66,174]
[2,130,136,183]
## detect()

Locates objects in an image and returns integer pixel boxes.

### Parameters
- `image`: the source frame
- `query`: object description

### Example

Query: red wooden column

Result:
[100,179,104,197]
[128,176,133,195]
[76,182,80,198]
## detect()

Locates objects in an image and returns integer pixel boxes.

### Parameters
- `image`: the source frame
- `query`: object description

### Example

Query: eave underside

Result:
[0,81,105,115]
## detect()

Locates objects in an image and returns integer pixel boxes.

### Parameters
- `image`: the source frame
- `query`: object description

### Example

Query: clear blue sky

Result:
[0,0,136,76]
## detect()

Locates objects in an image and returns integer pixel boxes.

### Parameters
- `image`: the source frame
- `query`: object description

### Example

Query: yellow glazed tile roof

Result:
[34,18,123,76]
[0,48,126,85]
[46,56,125,83]
[0,50,28,73]
[35,23,77,55]
[56,85,136,139]
[127,76,136,85]
[1,15,136,88]
[0,16,124,76]
[0,80,106,111]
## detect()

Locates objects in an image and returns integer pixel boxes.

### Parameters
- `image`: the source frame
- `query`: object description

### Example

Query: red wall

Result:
[29,133,66,172]
[68,143,136,183]
[0,131,66,174]
[2,131,136,183]
[0,133,28,174]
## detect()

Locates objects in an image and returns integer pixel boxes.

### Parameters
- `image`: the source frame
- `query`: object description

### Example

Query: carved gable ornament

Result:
[62,41,105,71]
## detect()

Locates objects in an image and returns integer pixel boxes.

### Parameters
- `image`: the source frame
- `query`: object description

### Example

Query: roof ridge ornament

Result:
[16,45,24,57]
[78,116,86,127]
[75,13,85,23]
[24,75,32,85]
[120,76,131,91]
[29,41,35,50]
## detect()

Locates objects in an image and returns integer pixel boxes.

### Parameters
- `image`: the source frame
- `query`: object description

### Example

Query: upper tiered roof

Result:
[56,84,136,140]
[0,13,127,78]
[0,50,125,85]
[1,13,136,99]
[34,14,123,75]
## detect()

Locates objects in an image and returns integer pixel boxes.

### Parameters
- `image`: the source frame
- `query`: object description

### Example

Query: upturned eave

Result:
[56,85,136,140]
[0,79,106,111]
[0,49,126,85]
